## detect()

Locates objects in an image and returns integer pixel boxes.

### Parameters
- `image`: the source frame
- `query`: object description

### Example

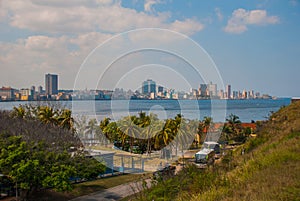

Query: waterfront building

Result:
[38,86,43,94]
[45,74,58,95]
[232,91,238,99]
[20,88,34,101]
[142,79,156,95]
[31,86,36,93]
[0,87,16,101]
[208,82,217,97]
[219,90,225,99]
[158,86,164,93]
[226,84,231,99]
[199,84,208,97]
[242,90,247,99]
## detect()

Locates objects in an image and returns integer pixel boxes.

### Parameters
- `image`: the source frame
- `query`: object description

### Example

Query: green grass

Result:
[131,101,300,201]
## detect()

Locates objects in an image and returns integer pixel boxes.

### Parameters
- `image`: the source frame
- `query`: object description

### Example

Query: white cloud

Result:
[224,8,280,34]
[0,0,205,89]
[0,35,85,88]
[169,19,204,35]
[1,0,202,36]
[215,7,223,21]
[144,0,163,13]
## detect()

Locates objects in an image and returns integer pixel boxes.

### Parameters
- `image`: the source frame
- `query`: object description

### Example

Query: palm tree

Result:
[57,109,74,131]
[141,117,163,155]
[38,106,58,125]
[200,116,213,142]
[11,106,26,119]
[74,115,87,138]
[203,116,213,132]
[136,111,149,128]
[225,114,242,138]
[118,116,141,153]
[155,119,174,159]
[85,118,98,145]
[99,117,111,147]
[175,119,197,153]
[197,120,205,145]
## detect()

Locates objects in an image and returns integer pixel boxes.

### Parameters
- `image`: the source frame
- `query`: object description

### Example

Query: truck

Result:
[194,148,215,165]
[203,141,221,154]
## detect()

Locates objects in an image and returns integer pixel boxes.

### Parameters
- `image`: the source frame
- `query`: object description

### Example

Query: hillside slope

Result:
[134,101,300,201]
[191,101,300,201]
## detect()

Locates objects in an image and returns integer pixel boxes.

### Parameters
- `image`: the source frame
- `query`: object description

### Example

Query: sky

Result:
[0,0,299,97]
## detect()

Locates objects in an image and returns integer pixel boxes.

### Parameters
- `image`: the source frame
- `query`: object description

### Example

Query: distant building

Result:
[208,82,217,97]
[291,97,300,103]
[142,79,156,95]
[20,88,34,101]
[0,87,15,100]
[45,74,58,95]
[242,89,247,99]
[199,84,208,97]
[226,84,231,99]
[31,86,36,93]
[38,86,43,94]
[158,86,164,93]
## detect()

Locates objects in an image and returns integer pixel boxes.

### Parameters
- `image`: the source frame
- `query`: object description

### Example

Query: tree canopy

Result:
[0,105,106,200]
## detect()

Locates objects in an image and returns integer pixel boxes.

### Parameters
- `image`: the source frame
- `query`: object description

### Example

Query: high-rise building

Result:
[199,84,208,97]
[142,79,156,95]
[31,86,36,93]
[208,82,217,97]
[38,86,43,94]
[158,86,164,93]
[226,84,231,99]
[45,74,58,95]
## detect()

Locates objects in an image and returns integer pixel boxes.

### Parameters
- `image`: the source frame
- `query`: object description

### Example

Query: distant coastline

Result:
[0,98,291,122]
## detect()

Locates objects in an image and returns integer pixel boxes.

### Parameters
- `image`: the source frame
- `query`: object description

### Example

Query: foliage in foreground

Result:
[0,106,106,200]
[133,101,300,201]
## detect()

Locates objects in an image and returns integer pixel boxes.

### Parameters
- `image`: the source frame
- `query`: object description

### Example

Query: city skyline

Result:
[0,1,299,97]
[0,75,273,101]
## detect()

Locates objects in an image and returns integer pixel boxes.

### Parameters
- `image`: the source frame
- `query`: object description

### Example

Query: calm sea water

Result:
[0,98,291,122]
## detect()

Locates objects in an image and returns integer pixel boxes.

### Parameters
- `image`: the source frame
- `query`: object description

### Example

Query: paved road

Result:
[70,179,151,201]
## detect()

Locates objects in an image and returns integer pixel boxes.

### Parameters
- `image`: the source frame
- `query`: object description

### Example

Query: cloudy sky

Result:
[0,0,299,97]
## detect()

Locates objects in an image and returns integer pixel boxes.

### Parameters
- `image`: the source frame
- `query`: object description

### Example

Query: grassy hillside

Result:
[191,102,300,201]
[135,101,300,201]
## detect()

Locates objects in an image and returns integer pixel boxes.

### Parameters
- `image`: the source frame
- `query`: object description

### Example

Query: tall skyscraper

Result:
[142,79,156,95]
[45,74,58,95]
[208,82,217,97]
[199,84,208,96]
[226,84,231,99]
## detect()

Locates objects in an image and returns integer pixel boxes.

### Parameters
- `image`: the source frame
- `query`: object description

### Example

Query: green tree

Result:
[38,106,58,125]
[85,118,98,145]
[141,117,162,155]
[0,136,76,199]
[118,116,141,153]
[57,109,75,131]
[99,117,111,146]
[225,114,242,138]
[11,105,26,119]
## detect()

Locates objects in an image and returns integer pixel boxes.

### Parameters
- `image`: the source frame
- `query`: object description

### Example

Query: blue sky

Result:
[0,0,299,97]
